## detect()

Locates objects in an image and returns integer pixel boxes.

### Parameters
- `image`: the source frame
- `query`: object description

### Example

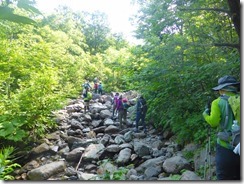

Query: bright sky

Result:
[35,0,140,44]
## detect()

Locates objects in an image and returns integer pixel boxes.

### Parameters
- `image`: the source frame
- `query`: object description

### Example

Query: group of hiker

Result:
[81,78,103,113]
[82,78,103,95]
[81,74,240,181]
[111,92,148,132]
[81,79,148,132]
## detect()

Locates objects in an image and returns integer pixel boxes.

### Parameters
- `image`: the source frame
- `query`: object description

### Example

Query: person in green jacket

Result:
[83,88,92,113]
[202,75,240,180]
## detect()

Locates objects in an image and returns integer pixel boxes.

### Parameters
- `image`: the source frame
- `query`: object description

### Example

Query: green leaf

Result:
[0,122,14,137]
[17,0,42,15]
[0,6,36,24]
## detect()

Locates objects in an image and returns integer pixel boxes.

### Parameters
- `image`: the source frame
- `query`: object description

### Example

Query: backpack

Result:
[228,94,240,125]
[117,99,123,110]
[123,102,129,110]
[113,96,119,105]
[98,84,102,90]
[228,94,240,148]
[83,83,89,89]
[87,92,92,100]
[219,94,240,148]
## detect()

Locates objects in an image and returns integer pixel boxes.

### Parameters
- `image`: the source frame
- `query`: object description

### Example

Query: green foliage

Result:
[96,159,129,180]
[168,174,181,180]
[128,0,240,146]
[0,0,132,154]
[0,115,27,142]
[0,0,41,25]
[0,146,21,180]
[101,167,129,180]
[183,151,194,161]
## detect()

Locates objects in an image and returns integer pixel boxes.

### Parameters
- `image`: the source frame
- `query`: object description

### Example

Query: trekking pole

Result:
[207,126,211,180]
[203,126,211,180]
[206,96,212,180]
[204,142,208,180]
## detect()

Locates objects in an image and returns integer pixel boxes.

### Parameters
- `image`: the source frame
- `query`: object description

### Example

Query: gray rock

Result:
[27,161,66,180]
[66,147,85,162]
[83,144,105,161]
[180,170,201,180]
[117,148,132,165]
[163,155,191,174]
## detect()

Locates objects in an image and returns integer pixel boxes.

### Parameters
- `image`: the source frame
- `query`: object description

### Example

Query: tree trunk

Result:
[227,0,240,45]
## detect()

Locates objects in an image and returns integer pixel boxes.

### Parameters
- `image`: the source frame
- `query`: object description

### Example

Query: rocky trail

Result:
[14,91,207,181]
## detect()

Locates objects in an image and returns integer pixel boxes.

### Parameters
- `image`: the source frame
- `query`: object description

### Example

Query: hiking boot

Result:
[134,129,139,133]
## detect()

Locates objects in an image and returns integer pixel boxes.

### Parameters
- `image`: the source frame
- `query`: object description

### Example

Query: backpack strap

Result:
[220,95,230,130]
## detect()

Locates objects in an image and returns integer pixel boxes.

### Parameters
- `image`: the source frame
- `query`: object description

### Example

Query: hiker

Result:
[135,95,148,133]
[98,82,103,95]
[202,75,240,180]
[94,82,98,94]
[112,92,119,117]
[116,95,124,129]
[122,98,130,125]
[94,77,98,84]
[83,88,92,113]
[82,80,92,91]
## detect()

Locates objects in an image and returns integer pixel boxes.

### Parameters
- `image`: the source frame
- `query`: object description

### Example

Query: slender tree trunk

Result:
[227,0,240,54]
[227,0,240,39]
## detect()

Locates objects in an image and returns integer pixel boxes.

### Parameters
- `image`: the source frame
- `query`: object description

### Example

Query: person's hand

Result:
[233,143,240,155]
[204,108,210,114]
[202,108,210,116]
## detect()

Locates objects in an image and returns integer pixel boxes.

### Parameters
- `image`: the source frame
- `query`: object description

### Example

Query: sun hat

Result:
[122,98,128,102]
[212,75,240,91]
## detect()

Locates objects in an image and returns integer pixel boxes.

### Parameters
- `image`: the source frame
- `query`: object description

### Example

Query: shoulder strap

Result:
[220,95,230,130]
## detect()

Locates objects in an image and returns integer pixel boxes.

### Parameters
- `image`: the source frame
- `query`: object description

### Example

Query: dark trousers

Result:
[216,144,240,180]
[135,111,146,130]
[98,89,102,95]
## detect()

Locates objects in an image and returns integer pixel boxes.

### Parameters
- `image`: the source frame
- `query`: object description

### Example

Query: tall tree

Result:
[129,0,240,144]
[81,11,111,55]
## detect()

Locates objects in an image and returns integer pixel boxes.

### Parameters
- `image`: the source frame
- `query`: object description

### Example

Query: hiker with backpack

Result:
[98,82,103,95]
[112,92,120,118]
[135,95,148,133]
[82,80,92,91]
[202,75,240,180]
[94,82,98,94]
[121,98,130,127]
[116,95,125,129]
[83,88,92,113]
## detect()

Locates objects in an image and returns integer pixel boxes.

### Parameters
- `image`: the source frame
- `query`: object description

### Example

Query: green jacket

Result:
[203,92,236,149]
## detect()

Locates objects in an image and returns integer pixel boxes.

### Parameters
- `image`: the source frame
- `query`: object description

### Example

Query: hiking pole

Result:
[204,96,212,180]
[203,125,211,180]
[207,125,211,180]
[206,96,212,180]
[204,142,208,180]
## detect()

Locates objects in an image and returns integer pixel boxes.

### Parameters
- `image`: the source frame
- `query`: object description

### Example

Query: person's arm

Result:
[203,98,221,127]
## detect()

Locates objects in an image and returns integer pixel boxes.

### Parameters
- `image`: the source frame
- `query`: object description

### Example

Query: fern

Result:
[0,146,21,180]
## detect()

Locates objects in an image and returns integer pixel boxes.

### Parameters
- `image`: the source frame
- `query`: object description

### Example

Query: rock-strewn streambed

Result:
[14,91,210,180]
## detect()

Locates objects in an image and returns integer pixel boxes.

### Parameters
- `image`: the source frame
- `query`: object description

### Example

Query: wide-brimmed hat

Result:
[212,75,240,91]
